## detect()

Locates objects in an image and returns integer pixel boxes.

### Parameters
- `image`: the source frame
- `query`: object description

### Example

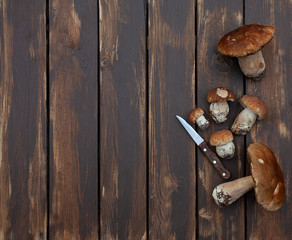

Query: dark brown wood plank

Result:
[49,0,98,239]
[148,0,196,238]
[196,1,245,239]
[99,0,147,239]
[0,0,47,239]
[245,1,292,239]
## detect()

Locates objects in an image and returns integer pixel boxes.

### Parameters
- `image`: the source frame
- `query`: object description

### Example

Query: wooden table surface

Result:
[0,0,291,239]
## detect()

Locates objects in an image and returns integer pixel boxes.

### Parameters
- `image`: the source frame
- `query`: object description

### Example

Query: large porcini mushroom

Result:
[189,107,210,130]
[207,87,235,123]
[212,143,285,211]
[231,95,267,135]
[217,24,276,80]
[210,130,235,159]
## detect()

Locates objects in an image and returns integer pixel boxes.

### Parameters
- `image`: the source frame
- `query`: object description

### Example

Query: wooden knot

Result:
[214,53,234,73]
[100,58,112,71]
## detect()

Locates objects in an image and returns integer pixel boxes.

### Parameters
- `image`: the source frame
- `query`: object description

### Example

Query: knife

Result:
[176,115,231,180]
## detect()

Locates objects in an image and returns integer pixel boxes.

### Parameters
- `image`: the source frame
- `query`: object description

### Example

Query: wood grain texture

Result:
[245,1,292,239]
[196,0,245,239]
[148,0,196,239]
[49,0,98,239]
[0,0,47,239]
[99,0,147,239]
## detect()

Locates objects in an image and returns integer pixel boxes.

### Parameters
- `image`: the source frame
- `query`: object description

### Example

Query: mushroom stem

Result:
[238,50,265,79]
[195,115,210,130]
[212,176,254,207]
[209,101,229,123]
[231,107,257,135]
[216,141,235,159]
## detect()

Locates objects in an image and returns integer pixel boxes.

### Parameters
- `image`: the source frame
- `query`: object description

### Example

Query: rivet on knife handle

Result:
[198,142,231,180]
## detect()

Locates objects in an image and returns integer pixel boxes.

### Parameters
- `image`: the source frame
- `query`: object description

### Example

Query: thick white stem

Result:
[216,141,235,159]
[212,176,254,207]
[209,101,229,123]
[195,115,210,130]
[238,50,265,79]
[231,107,257,135]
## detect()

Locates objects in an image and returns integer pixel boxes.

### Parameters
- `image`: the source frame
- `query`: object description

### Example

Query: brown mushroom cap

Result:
[207,87,236,103]
[217,24,276,57]
[239,95,267,120]
[189,107,204,122]
[209,129,233,146]
[247,143,285,211]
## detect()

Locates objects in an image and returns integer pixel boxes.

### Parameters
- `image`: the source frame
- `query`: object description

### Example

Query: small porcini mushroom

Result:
[207,87,235,123]
[189,107,210,130]
[231,95,267,135]
[212,143,285,211]
[217,24,276,80]
[210,130,235,159]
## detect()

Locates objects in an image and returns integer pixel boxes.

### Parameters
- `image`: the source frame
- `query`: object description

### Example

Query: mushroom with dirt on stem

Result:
[189,107,210,130]
[231,95,267,135]
[212,143,285,211]
[217,24,276,80]
[209,129,235,159]
[207,87,235,123]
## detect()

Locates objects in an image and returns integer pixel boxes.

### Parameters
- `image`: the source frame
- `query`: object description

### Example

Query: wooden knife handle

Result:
[198,142,231,180]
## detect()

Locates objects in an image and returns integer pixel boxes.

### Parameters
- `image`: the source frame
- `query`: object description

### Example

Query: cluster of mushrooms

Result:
[188,24,285,211]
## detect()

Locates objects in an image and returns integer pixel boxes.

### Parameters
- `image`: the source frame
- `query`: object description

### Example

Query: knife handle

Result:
[198,142,231,180]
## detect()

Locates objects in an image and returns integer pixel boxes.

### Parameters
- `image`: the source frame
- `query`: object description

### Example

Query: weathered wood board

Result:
[148,0,196,238]
[196,0,245,239]
[99,0,147,239]
[0,0,291,239]
[49,0,98,239]
[245,1,292,239]
[0,0,47,239]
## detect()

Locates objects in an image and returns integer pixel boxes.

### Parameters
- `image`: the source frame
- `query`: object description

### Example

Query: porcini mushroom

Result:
[210,130,235,159]
[212,143,285,211]
[189,107,210,130]
[207,87,235,123]
[231,95,267,135]
[217,24,276,80]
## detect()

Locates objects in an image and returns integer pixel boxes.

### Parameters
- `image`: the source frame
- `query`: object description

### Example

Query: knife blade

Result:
[176,115,231,180]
